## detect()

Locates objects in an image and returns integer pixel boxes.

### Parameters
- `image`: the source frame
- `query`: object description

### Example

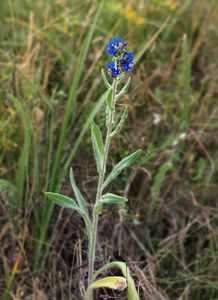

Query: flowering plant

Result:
[45,37,141,299]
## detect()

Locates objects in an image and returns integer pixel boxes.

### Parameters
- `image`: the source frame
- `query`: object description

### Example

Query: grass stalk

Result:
[33,1,105,270]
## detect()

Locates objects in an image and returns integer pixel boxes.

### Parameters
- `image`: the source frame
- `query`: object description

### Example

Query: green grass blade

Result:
[134,16,171,64]
[149,161,173,217]
[49,0,106,192]
[57,89,111,191]
[9,95,32,209]
[56,16,170,191]
[33,0,105,269]
[181,34,191,130]
[0,179,16,216]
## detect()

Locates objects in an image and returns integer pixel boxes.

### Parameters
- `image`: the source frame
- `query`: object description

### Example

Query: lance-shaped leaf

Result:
[93,261,140,300]
[101,68,111,89]
[99,193,128,204]
[45,192,92,236]
[115,77,131,101]
[91,121,104,174]
[45,192,78,209]
[106,88,113,111]
[110,105,128,138]
[103,149,142,189]
[106,89,113,128]
[70,167,88,215]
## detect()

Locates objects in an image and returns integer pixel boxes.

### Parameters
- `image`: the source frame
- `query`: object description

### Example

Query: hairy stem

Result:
[88,79,117,293]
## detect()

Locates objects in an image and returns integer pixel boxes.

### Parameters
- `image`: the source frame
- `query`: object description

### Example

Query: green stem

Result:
[87,79,117,296]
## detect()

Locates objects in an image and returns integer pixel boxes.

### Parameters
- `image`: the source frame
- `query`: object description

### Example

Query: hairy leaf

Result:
[100,193,128,204]
[101,68,111,89]
[91,121,104,173]
[106,88,113,110]
[110,105,128,138]
[115,77,131,101]
[45,192,92,233]
[70,168,88,215]
[45,192,79,209]
[103,149,142,189]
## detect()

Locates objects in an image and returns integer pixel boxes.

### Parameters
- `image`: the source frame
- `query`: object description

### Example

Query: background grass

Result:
[0,0,218,299]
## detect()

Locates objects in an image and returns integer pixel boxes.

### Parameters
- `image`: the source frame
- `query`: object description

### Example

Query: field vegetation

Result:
[0,0,218,299]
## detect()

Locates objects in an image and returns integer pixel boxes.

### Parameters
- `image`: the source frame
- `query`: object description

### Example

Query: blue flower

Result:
[106,37,122,56]
[105,37,134,77]
[119,51,134,73]
[106,61,121,78]
[121,61,133,73]
[124,51,134,62]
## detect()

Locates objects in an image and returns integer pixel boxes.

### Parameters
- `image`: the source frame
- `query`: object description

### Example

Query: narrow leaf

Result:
[91,121,104,173]
[55,16,169,190]
[70,167,88,215]
[103,149,142,189]
[101,68,111,89]
[181,33,191,130]
[45,192,79,209]
[9,95,32,208]
[45,192,92,234]
[115,77,131,101]
[110,106,128,138]
[59,88,110,189]
[0,179,16,216]
[149,161,172,217]
[100,193,128,204]
[88,276,127,291]
[106,89,113,128]
[106,88,113,110]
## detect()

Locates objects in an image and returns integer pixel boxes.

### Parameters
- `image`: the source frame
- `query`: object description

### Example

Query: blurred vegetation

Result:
[0,0,218,299]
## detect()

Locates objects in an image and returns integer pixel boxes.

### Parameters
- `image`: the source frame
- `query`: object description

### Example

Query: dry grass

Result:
[0,0,218,299]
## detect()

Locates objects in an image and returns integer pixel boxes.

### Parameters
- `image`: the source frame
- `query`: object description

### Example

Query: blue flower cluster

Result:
[106,37,134,78]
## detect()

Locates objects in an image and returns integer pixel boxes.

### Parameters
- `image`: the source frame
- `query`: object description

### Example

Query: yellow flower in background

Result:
[124,4,145,25]
[106,0,178,21]
[6,107,15,116]
[166,0,177,10]
[106,2,145,26]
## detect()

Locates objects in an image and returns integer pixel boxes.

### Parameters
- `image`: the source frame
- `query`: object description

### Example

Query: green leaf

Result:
[91,121,104,174]
[115,77,131,101]
[70,168,88,215]
[105,89,113,128]
[34,0,106,269]
[149,161,172,217]
[45,192,79,209]
[93,261,140,300]
[101,68,111,89]
[45,192,92,234]
[0,179,16,216]
[106,88,113,110]
[181,33,191,130]
[100,193,128,204]
[54,16,170,190]
[9,95,32,208]
[103,149,142,189]
[110,105,128,138]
